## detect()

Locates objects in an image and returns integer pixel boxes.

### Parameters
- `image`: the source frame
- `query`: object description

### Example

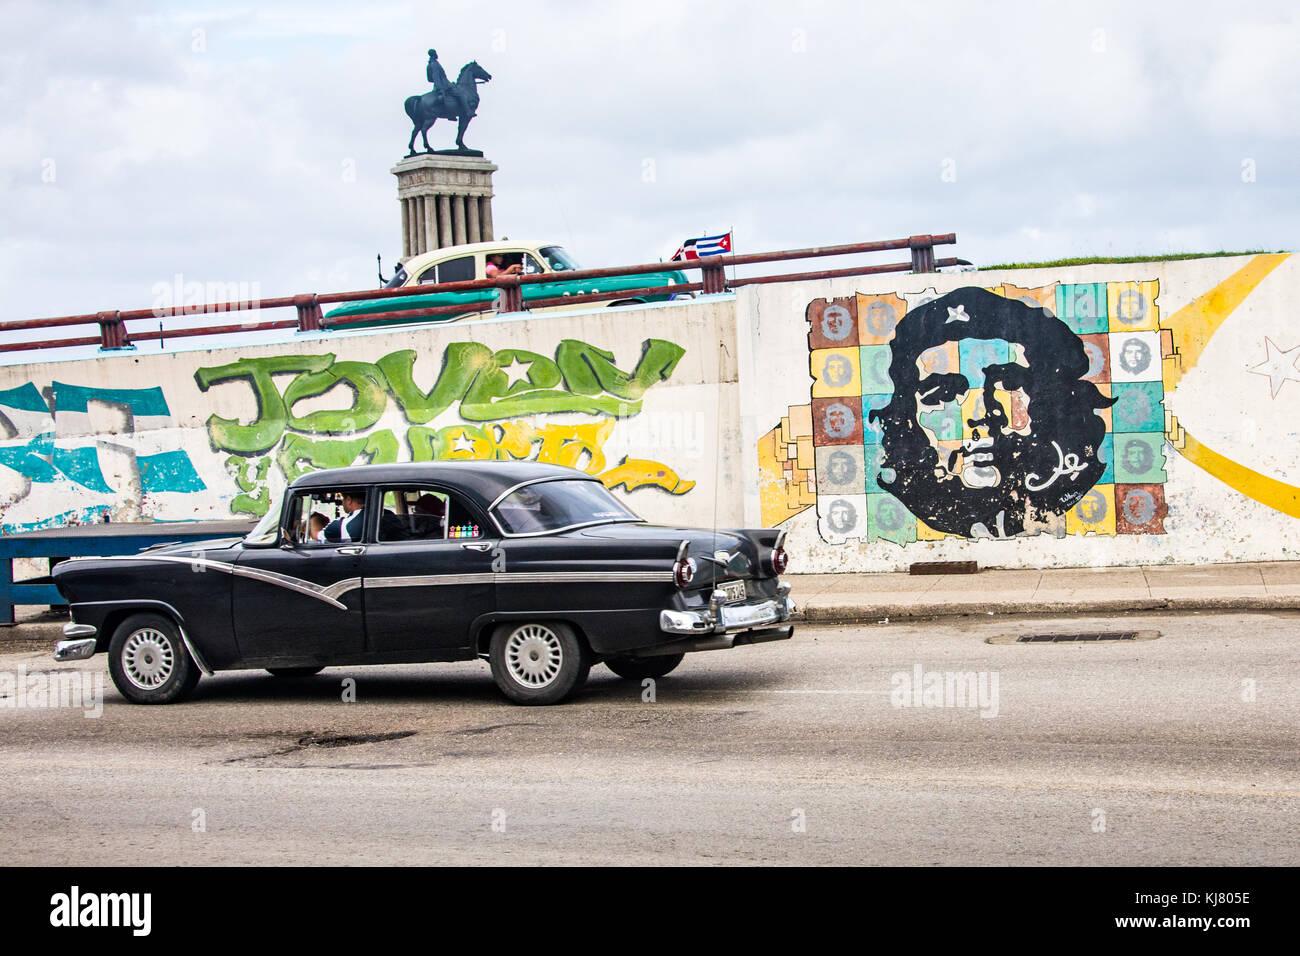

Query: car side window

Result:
[376,487,484,541]
[444,494,483,539]
[417,264,439,284]
[286,490,350,546]
[437,256,475,283]
[521,254,545,275]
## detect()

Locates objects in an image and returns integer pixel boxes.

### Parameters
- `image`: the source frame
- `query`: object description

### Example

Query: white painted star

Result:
[499,357,532,389]
[945,304,970,323]
[451,432,476,454]
[1247,337,1300,397]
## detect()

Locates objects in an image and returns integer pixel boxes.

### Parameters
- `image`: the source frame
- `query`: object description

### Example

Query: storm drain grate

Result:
[1019,631,1137,643]
[987,630,1159,645]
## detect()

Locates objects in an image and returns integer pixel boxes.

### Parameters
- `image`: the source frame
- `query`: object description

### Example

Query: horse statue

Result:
[404,60,492,156]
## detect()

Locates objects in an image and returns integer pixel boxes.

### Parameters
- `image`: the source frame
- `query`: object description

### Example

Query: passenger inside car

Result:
[307,512,329,541]
[485,253,523,277]
[378,488,451,541]
[411,493,446,538]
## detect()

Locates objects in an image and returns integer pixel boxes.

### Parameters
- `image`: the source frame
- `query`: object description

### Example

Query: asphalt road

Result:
[1,611,1296,866]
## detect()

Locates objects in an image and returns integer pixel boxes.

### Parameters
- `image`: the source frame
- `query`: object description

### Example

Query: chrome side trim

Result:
[364,571,673,588]
[319,577,363,602]
[177,624,214,676]
[498,571,674,583]
[366,573,496,589]
[62,622,98,639]
[60,555,673,603]
[60,555,358,610]
[232,564,354,609]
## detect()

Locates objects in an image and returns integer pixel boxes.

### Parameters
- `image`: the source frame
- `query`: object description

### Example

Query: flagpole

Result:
[728,225,736,289]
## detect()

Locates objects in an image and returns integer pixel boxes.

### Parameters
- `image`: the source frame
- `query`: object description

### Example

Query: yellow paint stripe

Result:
[1157,253,1300,514]
[1178,431,1300,518]
[1162,253,1290,389]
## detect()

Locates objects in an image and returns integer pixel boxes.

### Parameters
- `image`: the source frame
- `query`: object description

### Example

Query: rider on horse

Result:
[427,49,469,118]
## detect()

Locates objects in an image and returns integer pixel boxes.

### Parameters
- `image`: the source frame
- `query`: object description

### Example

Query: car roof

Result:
[288,461,598,510]
[401,240,562,272]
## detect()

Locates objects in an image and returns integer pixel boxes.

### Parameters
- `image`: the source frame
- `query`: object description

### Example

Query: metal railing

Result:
[0,233,960,354]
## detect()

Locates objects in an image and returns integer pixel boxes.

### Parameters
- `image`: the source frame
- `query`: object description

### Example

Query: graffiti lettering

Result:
[196,338,692,517]
[0,382,206,532]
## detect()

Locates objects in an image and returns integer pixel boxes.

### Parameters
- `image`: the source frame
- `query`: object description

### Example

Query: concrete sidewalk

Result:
[788,561,1300,623]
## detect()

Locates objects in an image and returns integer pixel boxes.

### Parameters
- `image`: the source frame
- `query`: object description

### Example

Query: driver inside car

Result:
[485,253,523,277]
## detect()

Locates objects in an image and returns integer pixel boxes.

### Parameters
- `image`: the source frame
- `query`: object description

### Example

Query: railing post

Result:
[499,277,525,313]
[97,311,127,349]
[701,259,727,294]
[294,294,323,332]
[909,235,936,273]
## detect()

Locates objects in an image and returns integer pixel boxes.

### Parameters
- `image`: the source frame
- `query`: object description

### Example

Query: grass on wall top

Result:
[977,250,1289,270]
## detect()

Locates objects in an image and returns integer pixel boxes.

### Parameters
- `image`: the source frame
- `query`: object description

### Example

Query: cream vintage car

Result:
[327,240,690,328]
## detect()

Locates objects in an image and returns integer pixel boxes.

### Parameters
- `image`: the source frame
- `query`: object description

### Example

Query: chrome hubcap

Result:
[505,625,563,688]
[122,629,175,690]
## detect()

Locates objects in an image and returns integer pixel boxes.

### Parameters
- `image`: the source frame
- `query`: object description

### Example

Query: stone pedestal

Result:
[391,154,498,261]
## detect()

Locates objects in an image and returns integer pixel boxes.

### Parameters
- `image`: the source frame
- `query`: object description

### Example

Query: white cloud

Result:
[0,0,1296,331]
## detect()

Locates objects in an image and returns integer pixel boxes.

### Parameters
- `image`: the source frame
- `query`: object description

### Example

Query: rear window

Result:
[492,479,638,535]
[438,256,475,283]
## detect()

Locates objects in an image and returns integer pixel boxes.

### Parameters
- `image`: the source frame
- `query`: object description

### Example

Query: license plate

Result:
[719,580,746,603]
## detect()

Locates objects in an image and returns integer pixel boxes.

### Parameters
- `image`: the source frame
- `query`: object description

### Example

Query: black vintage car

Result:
[52,462,794,705]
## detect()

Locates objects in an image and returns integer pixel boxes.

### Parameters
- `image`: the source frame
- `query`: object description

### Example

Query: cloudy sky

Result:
[1,0,1296,327]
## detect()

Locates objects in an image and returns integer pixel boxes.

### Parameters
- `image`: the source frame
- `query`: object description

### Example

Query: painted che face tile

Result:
[807,297,859,350]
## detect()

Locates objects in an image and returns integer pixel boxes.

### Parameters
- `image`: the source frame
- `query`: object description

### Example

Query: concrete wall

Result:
[738,253,1300,571]
[0,300,740,533]
[4,252,1298,574]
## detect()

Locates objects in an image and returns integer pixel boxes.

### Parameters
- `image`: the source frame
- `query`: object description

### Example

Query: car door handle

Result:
[461,543,492,552]
[336,546,365,555]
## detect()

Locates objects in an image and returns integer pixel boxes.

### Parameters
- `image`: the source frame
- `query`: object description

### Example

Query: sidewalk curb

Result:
[794,594,1300,625]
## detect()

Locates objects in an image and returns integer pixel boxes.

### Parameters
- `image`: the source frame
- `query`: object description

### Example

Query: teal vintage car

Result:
[326,240,690,328]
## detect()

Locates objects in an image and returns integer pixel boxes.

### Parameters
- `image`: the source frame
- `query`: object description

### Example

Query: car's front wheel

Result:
[107,613,202,704]
[489,622,589,705]
[605,653,685,680]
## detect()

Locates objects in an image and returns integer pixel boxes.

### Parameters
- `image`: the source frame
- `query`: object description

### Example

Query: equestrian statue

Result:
[404,49,492,156]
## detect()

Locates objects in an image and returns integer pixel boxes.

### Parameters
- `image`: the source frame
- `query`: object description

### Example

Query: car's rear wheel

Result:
[605,653,685,680]
[607,298,646,308]
[489,622,589,705]
[107,613,201,704]
[266,667,324,678]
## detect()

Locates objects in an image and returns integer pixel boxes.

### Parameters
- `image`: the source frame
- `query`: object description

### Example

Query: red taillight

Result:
[770,547,789,575]
[674,557,697,588]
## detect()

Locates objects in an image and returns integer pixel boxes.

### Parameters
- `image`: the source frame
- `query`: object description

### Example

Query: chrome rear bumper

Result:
[659,583,796,636]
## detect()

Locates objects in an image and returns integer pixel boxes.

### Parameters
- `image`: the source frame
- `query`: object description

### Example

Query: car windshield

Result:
[539,246,581,272]
[493,479,639,535]
[244,498,284,545]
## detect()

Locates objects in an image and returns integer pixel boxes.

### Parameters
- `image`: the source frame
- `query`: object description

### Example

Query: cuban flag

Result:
[671,232,732,261]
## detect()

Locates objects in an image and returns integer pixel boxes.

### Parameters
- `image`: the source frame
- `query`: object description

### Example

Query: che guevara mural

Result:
[758,254,1296,547]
